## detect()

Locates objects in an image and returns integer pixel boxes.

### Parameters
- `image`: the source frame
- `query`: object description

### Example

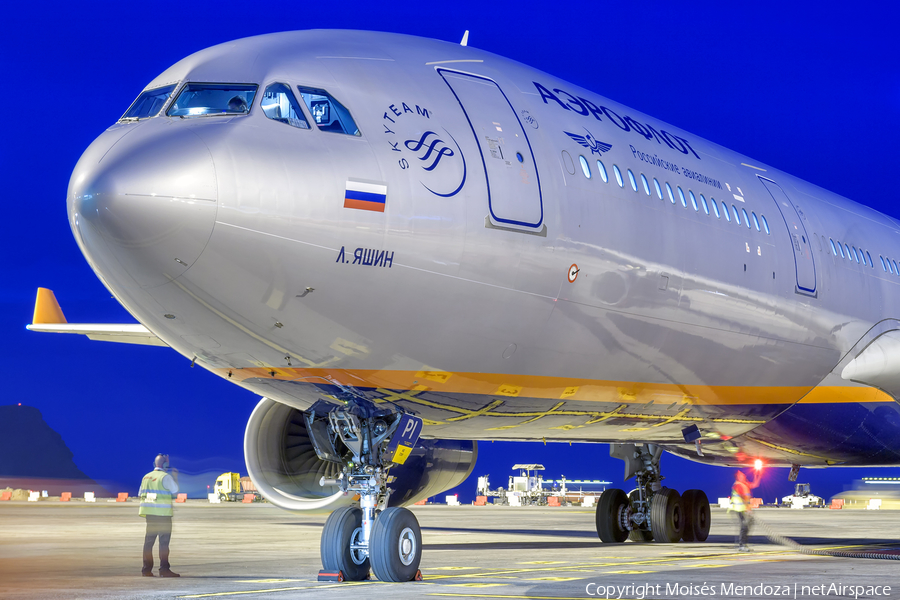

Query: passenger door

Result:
[438,69,544,234]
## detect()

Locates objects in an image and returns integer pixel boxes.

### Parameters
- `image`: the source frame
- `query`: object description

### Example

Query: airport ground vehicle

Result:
[213,473,258,502]
[781,483,824,508]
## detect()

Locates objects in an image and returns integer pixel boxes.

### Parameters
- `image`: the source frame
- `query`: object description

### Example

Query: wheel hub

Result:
[349,527,367,565]
[398,527,416,566]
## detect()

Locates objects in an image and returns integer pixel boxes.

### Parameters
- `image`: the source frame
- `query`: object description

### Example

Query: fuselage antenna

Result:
[460,30,469,46]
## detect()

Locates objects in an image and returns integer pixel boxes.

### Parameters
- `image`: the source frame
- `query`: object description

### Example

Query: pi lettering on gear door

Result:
[759,177,817,296]
[438,69,544,231]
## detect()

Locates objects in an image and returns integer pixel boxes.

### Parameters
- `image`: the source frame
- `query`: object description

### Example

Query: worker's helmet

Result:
[154,454,170,470]
[735,470,747,483]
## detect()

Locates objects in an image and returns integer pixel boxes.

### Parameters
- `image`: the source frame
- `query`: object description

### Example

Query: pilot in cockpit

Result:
[226,96,248,113]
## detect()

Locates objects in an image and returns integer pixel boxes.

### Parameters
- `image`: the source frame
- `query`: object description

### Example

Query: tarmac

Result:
[1,501,899,600]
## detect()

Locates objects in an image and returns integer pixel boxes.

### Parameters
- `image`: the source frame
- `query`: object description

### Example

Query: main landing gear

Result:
[306,399,424,582]
[596,443,710,544]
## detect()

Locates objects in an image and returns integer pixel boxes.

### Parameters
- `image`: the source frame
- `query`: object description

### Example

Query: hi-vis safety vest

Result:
[731,482,749,513]
[139,470,173,517]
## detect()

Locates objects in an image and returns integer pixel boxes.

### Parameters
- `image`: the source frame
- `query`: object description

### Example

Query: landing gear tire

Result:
[370,507,422,582]
[596,488,629,543]
[321,506,370,581]
[681,489,710,542]
[650,488,684,543]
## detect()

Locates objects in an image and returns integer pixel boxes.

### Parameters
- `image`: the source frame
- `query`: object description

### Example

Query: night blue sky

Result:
[3,2,900,502]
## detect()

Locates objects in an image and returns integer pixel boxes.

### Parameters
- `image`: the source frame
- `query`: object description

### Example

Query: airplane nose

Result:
[69,124,218,289]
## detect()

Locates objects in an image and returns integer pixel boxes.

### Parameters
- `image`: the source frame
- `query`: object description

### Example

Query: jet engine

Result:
[244,397,477,512]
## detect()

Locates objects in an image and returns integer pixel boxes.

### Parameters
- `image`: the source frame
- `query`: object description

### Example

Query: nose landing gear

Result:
[308,400,424,582]
[596,443,710,544]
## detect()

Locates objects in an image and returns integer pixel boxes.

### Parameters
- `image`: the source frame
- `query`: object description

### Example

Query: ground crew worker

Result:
[730,468,762,551]
[139,454,180,577]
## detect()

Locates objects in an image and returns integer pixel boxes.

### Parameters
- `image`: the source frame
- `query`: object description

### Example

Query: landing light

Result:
[754,459,763,471]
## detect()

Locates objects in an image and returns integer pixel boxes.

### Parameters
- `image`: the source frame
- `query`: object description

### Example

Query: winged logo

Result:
[564,129,612,155]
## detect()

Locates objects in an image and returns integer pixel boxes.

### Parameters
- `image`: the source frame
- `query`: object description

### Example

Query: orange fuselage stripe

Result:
[214,368,896,406]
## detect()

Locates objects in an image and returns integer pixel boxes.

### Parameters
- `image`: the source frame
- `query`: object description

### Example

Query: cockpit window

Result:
[297,86,360,135]
[166,83,258,117]
[261,83,310,129]
[121,85,177,121]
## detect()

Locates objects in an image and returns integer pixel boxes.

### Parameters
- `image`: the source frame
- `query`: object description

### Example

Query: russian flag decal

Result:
[344,180,387,212]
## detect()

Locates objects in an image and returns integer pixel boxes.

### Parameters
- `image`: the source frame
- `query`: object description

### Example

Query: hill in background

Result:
[0,404,106,496]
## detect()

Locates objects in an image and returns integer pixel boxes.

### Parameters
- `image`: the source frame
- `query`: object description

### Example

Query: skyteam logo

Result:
[405,131,456,172]
[382,101,466,198]
[564,128,612,155]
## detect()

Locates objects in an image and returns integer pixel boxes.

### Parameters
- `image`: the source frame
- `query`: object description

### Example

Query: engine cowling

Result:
[244,397,477,512]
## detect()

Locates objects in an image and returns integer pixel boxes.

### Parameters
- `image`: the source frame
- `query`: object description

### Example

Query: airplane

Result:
[27,29,900,581]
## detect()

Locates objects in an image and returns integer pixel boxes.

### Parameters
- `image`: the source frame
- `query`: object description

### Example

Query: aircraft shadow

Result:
[280,524,899,549]
[422,525,598,538]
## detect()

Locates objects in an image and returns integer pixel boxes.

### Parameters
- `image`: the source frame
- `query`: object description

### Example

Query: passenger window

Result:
[700,194,709,215]
[167,83,258,117]
[723,204,731,221]
[890,260,895,274]
[761,214,770,234]
[666,182,675,204]
[837,242,845,258]
[844,244,852,260]
[741,208,750,228]
[653,178,663,199]
[881,256,887,271]
[851,247,859,263]
[732,205,741,225]
[641,173,651,195]
[830,239,837,255]
[298,86,360,135]
[261,83,310,129]
[597,160,609,183]
[689,190,698,211]
[627,169,637,191]
[677,187,686,208]
[711,198,720,218]
[751,212,760,231]
[613,165,624,187]
[121,84,177,120]
[579,156,591,178]
[867,251,874,268]
[893,259,898,275]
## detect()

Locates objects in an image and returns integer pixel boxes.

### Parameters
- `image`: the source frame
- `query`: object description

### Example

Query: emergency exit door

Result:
[438,69,543,231]
[759,177,817,296]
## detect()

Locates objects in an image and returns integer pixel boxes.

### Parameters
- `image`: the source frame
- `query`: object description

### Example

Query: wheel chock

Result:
[317,570,344,582]
[415,570,424,581]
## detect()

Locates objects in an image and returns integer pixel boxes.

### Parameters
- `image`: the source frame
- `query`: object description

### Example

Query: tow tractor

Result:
[781,483,824,508]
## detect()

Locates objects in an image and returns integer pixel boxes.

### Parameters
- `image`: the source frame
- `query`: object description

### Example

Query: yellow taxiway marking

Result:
[177,581,371,598]
[233,579,302,583]
[426,560,658,580]
[687,564,729,569]
[606,570,653,574]
[447,583,509,588]
[525,577,584,581]
[518,560,568,564]
[429,566,479,570]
